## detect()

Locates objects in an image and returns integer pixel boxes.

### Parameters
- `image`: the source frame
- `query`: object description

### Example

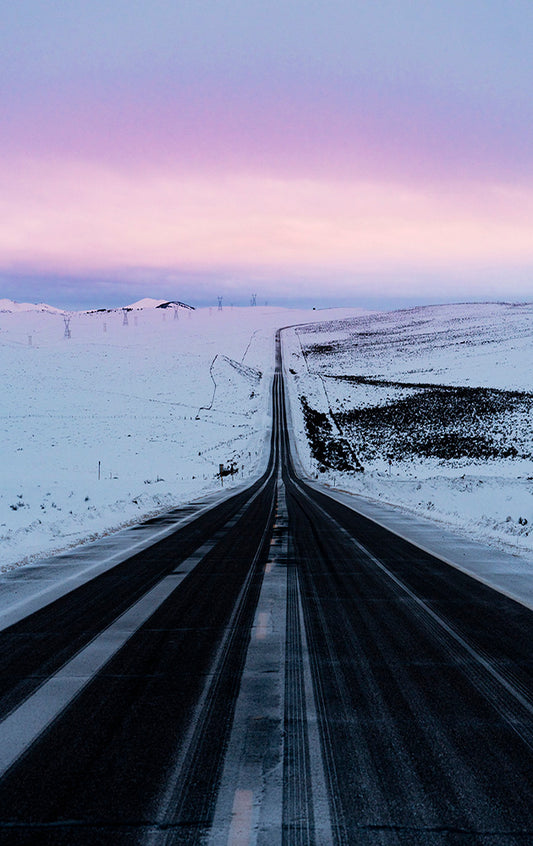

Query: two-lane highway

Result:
[0,332,532,844]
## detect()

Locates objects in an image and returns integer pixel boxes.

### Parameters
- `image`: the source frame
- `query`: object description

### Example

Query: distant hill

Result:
[0,299,64,314]
[126,298,194,310]
[0,297,195,314]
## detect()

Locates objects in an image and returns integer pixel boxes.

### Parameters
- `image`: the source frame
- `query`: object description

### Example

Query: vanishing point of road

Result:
[0,332,532,844]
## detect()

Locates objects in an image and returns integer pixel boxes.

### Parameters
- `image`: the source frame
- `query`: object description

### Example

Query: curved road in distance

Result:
[0,332,531,844]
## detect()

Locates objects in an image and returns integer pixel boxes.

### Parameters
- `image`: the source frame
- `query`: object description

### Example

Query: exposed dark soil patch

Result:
[335,383,533,461]
[300,397,362,472]
[306,342,339,355]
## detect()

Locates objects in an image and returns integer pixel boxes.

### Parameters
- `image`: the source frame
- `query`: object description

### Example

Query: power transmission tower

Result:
[63,316,71,339]
[217,297,223,311]
[251,293,257,306]
[122,308,129,326]
[173,304,179,320]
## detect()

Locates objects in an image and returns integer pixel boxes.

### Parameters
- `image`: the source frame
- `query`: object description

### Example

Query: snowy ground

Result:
[0,301,364,570]
[2,298,532,572]
[283,302,533,558]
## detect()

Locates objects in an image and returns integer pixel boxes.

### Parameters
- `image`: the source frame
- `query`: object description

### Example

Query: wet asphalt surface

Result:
[0,339,532,844]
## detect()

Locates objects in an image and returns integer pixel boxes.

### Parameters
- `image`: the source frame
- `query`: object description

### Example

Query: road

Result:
[0,333,532,844]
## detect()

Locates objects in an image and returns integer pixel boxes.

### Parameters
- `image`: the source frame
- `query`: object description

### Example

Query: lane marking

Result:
[351,533,533,719]
[255,611,270,641]
[306,482,533,613]
[0,573,183,778]
[142,372,283,844]
[294,479,533,728]
[280,332,533,613]
[227,789,254,846]
[295,569,334,845]
[146,480,278,845]
[0,486,257,633]
[207,472,287,846]
[0,370,280,637]
[0,474,276,781]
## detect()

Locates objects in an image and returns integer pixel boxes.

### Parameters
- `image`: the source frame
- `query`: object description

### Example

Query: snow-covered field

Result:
[2,298,532,572]
[283,302,533,557]
[0,300,364,570]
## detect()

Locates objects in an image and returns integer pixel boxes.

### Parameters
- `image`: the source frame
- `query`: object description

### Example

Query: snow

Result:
[0,304,365,571]
[283,302,533,559]
[0,299,64,314]
[2,298,532,581]
[126,297,182,310]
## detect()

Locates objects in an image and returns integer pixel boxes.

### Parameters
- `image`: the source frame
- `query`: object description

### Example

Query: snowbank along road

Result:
[0,331,532,844]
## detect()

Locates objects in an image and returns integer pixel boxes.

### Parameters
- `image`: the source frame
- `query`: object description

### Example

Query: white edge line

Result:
[306,481,533,613]
[0,467,278,780]
[0,573,185,778]
[278,326,533,614]
[0,453,271,633]
[297,480,533,720]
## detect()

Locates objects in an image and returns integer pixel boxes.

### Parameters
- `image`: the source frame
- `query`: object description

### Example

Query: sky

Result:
[1,0,532,309]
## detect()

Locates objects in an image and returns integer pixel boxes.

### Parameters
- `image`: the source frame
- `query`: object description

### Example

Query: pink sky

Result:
[2,158,532,291]
[2,1,532,306]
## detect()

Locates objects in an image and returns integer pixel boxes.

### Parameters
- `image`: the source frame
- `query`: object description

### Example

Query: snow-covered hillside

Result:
[2,299,532,571]
[0,299,64,314]
[125,298,194,310]
[0,304,364,570]
[283,302,533,557]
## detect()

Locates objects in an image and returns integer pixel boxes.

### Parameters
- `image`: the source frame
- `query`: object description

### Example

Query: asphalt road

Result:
[0,335,532,844]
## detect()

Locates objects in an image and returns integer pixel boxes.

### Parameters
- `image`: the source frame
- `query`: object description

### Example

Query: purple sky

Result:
[1,1,532,308]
